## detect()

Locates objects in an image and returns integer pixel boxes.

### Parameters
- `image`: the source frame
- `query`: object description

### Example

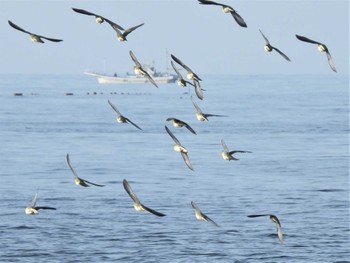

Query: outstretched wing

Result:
[198,0,225,7]
[171,60,182,77]
[193,79,204,100]
[295,34,322,45]
[123,23,144,38]
[202,213,219,227]
[204,113,227,118]
[72,8,100,17]
[82,178,105,187]
[125,117,143,131]
[191,96,202,113]
[272,46,291,61]
[29,191,38,208]
[141,204,166,217]
[129,50,141,67]
[171,54,192,73]
[108,99,122,116]
[231,11,247,28]
[165,125,181,145]
[8,20,31,34]
[66,154,79,180]
[221,139,230,152]
[247,214,270,218]
[180,152,194,171]
[259,29,270,45]
[184,122,196,135]
[143,71,158,88]
[35,206,57,211]
[229,150,252,154]
[39,35,63,42]
[123,179,141,204]
[326,50,337,72]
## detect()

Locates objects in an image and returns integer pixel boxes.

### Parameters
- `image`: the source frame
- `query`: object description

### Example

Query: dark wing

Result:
[325,50,337,72]
[72,8,100,17]
[180,152,194,171]
[204,113,227,118]
[191,96,202,113]
[259,29,270,45]
[141,204,166,217]
[35,206,57,211]
[82,178,105,187]
[110,23,123,35]
[38,36,63,42]
[229,150,252,154]
[143,71,158,88]
[66,154,80,180]
[165,125,181,145]
[171,60,182,77]
[8,20,31,34]
[231,11,247,28]
[125,117,143,130]
[185,80,195,87]
[247,214,269,218]
[269,215,283,243]
[123,179,141,204]
[183,122,197,135]
[171,54,192,73]
[108,99,122,116]
[129,50,141,67]
[198,0,225,6]
[221,139,230,152]
[123,23,144,38]
[202,213,219,227]
[272,46,291,61]
[295,34,322,45]
[193,79,204,100]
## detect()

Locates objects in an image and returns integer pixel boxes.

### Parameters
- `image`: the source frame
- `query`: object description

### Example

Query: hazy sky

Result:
[0,0,348,75]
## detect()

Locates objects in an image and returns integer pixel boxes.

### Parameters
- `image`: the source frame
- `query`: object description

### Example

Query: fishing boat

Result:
[84,65,176,85]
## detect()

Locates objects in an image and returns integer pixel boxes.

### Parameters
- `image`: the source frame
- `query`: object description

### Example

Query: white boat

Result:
[84,65,176,85]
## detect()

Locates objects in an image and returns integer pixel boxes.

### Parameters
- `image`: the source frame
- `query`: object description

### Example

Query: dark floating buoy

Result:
[65,92,74,96]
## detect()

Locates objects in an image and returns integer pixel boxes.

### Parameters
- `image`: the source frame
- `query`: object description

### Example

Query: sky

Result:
[0,0,349,75]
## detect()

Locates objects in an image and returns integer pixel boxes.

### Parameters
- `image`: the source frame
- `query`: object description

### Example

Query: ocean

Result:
[0,74,348,262]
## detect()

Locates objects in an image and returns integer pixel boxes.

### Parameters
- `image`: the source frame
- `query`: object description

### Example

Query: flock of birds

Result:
[12,0,338,245]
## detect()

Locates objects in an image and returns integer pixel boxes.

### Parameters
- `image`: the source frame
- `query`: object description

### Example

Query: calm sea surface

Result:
[0,74,349,263]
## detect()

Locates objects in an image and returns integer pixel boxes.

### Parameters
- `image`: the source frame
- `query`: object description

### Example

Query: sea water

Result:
[0,74,348,262]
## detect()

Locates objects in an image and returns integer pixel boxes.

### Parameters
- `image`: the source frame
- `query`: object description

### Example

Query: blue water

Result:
[0,74,348,262]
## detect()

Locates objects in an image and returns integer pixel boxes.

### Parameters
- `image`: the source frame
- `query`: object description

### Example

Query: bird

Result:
[221,139,252,161]
[71,8,124,30]
[8,20,63,43]
[129,50,158,88]
[165,125,194,171]
[166,117,197,135]
[198,0,247,28]
[111,23,144,42]
[171,54,203,100]
[122,179,166,217]
[171,60,195,88]
[259,29,291,62]
[25,190,56,215]
[191,201,219,227]
[295,34,337,72]
[66,154,105,187]
[247,214,284,244]
[108,99,142,130]
[191,96,226,121]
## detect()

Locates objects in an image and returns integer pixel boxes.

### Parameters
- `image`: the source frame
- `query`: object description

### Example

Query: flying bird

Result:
[295,34,337,72]
[25,190,56,215]
[165,125,194,171]
[191,201,219,227]
[171,60,194,88]
[129,50,158,88]
[8,20,63,43]
[221,139,252,161]
[71,8,124,30]
[247,214,284,244]
[166,117,197,135]
[66,154,105,187]
[259,29,291,61]
[122,179,166,217]
[108,99,142,130]
[111,23,144,42]
[198,0,247,28]
[191,96,226,121]
[171,54,203,100]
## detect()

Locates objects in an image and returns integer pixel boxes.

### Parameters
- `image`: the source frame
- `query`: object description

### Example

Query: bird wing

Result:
[66,154,80,180]
[185,80,195,87]
[8,20,31,34]
[193,79,204,100]
[82,178,105,187]
[171,54,192,73]
[247,214,270,218]
[72,8,100,17]
[108,99,122,116]
[180,152,194,171]
[38,36,63,42]
[272,46,291,61]
[35,206,57,211]
[141,204,166,217]
[171,60,182,77]
[191,96,202,113]
[143,71,159,88]
[125,117,143,130]
[326,50,337,72]
[221,139,230,152]
[123,23,144,37]
[184,122,197,135]
[198,0,225,7]
[229,150,252,154]
[129,50,141,67]
[110,23,123,34]
[166,117,175,122]
[231,11,247,28]
[123,179,141,204]
[204,113,227,118]
[259,29,270,45]
[202,213,219,227]
[165,125,181,145]
[29,191,38,208]
[295,34,322,45]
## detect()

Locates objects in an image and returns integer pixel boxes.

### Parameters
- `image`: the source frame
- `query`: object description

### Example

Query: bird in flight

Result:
[25,190,56,215]
[295,34,337,72]
[129,50,158,88]
[221,139,252,161]
[122,179,166,217]
[108,100,143,130]
[259,29,291,61]
[66,154,105,187]
[191,201,219,227]
[171,60,195,88]
[111,22,144,42]
[165,125,194,171]
[8,20,63,43]
[247,214,284,244]
[166,117,196,135]
[198,0,247,28]
[191,96,226,121]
